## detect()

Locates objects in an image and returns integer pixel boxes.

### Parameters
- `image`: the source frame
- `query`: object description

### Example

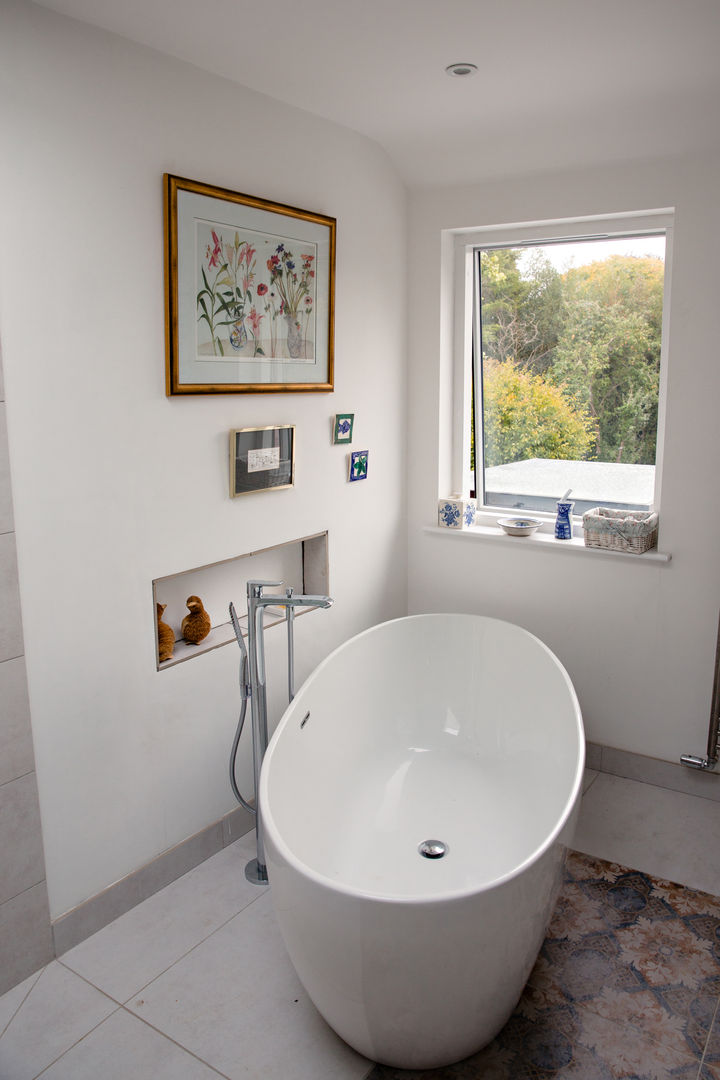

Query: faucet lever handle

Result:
[247,579,283,599]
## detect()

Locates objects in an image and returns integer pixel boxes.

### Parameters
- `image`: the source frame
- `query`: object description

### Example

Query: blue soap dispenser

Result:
[554,488,574,540]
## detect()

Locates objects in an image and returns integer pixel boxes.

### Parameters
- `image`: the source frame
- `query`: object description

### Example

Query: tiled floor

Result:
[1,770,720,1079]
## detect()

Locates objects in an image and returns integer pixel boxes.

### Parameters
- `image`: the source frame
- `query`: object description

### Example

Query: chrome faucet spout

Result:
[256,593,333,610]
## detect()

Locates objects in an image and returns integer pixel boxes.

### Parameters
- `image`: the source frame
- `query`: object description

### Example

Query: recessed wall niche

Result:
[152,531,329,670]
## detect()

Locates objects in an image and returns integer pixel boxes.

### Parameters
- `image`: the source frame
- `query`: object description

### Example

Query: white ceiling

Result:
[33,0,720,186]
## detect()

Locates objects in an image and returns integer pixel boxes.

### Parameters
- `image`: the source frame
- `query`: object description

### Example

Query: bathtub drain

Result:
[418,839,448,859]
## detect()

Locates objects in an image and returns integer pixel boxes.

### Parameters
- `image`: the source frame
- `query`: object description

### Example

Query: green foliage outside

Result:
[479,249,664,469]
[483,359,595,467]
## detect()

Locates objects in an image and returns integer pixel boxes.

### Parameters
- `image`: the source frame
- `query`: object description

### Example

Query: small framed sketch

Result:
[333,413,354,444]
[349,449,369,482]
[230,425,295,497]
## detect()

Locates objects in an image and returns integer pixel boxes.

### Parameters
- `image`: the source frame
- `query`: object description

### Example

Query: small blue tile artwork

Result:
[349,450,369,482]
[333,413,354,444]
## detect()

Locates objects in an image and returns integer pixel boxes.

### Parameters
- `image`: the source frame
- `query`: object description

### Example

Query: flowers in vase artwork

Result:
[266,246,315,360]
[195,224,317,363]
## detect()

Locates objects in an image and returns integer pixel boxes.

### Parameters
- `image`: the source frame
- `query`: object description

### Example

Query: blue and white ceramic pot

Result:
[554,501,574,540]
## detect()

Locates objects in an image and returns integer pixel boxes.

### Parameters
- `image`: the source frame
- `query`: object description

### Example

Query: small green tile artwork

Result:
[349,450,368,482]
[333,413,354,444]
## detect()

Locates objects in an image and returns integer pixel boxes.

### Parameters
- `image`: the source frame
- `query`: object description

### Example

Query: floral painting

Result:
[165,174,335,395]
[196,221,318,363]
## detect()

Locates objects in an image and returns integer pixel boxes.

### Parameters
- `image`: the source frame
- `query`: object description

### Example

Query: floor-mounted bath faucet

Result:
[243,580,333,885]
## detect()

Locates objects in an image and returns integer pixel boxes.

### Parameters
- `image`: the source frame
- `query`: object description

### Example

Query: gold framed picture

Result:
[165,175,335,395]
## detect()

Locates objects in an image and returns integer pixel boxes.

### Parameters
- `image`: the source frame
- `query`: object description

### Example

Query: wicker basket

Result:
[582,507,659,554]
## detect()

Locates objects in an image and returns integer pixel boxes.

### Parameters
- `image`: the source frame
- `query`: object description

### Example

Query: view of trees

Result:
[479,246,665,469]
[482,358,596,468]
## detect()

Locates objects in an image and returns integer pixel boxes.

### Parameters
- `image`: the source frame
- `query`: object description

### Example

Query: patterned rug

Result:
[368,851,720,1079]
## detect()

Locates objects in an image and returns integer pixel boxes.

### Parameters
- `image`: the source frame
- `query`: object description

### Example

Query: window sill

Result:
[424,524,672,564]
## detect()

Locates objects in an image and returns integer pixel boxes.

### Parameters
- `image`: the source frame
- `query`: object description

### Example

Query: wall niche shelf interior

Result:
[152,531,329,670]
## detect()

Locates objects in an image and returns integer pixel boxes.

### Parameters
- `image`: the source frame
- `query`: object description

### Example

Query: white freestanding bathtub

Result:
[260,614,584,1069]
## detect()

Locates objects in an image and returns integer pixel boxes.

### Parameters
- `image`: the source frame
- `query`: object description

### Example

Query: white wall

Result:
[0,2,407,918]
[407,153,720,766]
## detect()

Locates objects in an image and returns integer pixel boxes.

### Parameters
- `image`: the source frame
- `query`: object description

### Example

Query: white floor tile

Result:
[0,961,116,1080]
[38,1008,224,1080]
[574,771,720,895]
[126,890,370,1080]
[61,834,262,1002]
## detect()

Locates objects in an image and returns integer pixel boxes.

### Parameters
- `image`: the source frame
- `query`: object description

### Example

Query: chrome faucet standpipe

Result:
[286,587,295,703]
[242,580,334,885]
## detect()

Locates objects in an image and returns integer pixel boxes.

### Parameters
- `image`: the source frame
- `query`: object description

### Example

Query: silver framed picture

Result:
[230,425,295,497]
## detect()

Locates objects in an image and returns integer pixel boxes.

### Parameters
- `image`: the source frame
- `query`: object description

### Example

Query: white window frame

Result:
[451,209,674,527]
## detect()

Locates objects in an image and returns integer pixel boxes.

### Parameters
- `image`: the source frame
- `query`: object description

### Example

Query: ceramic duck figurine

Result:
[182,595,211,644]
[156,602,175,662]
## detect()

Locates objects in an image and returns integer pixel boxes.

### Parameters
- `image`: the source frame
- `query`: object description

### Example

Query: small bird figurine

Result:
[182,595,211,645]
[156,602,175,662]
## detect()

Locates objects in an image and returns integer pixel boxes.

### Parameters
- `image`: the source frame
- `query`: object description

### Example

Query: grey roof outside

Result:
[485,458,655,506]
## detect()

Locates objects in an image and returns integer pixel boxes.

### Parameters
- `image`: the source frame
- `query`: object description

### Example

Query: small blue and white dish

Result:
[497,516,544,537]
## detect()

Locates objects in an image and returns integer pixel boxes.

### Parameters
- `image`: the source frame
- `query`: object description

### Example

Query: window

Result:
[460,213,672,518]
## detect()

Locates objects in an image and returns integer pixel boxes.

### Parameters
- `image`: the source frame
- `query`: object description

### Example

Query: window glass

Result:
[473,234,666,515]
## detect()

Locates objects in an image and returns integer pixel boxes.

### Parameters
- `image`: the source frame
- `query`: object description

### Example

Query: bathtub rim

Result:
[260,611,585,906]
